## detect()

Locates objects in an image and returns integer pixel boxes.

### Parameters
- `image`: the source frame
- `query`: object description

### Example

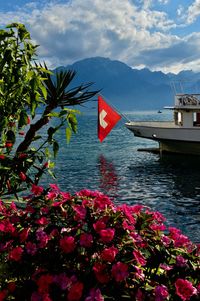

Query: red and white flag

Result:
[98,95,121,142]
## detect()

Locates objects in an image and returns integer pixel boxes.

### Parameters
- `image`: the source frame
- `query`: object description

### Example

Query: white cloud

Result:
[0,0,200,73]
[184,0,200,24]
[158,0,169,4]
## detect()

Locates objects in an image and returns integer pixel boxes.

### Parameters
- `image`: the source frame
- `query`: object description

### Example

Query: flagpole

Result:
[99,93,131,123]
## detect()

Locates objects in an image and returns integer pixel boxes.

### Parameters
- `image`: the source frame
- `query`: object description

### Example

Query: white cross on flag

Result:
[98,95,121,142]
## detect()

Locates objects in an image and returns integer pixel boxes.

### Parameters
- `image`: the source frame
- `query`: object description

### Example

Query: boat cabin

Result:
[166,94,200,128]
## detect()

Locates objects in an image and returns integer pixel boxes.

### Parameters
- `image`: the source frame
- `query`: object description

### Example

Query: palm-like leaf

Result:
[39,63,100,108]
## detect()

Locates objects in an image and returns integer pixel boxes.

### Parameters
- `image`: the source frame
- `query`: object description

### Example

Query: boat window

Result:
[193,112,200,126]
[174,111,182,126]
[177,112,182,125]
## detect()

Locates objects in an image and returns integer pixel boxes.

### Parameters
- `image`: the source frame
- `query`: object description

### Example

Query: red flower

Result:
[80,233,93,248]
[37,274,53,293]
[36,217,49,225]
[133,250,147,266]
[111,262,129,282]
[60,236,75,253]
[5,142,12,148]
[18,153,27,159]
[85,288,104,301]
[8,246,23,261]
[101,246,118,262]
[93,263,110,284]
[7,281,16,293]
[31,184,44,196]
[26,116,31,124]
[25,241,37,255]
[73,205,86,220]
[175,279,197,301]
[20,227,30,242]
[0,290,7,301]
[0,154,5,160]
[19,131,25,135]
[19,171,27,181]
[67,282,84,301]
[154,285,169,301]
[99,228,115,243]
[93,220,106,232]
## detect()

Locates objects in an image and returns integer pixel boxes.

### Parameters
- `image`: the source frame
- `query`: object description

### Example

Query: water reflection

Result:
[97,155,119,199]
[126,153,200,242]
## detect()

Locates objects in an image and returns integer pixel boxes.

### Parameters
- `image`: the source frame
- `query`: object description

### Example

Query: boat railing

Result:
[175,94,200,107]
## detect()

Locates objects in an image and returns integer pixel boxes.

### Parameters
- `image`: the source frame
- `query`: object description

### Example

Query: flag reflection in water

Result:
[98,155,119,199]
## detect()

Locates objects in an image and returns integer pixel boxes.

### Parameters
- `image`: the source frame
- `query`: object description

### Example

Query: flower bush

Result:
[0,185,199,300]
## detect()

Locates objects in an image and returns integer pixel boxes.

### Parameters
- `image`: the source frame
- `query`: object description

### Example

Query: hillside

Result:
[55,57,200,110]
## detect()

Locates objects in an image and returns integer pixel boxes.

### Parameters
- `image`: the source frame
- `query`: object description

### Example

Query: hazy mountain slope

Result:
[54,57,199,110]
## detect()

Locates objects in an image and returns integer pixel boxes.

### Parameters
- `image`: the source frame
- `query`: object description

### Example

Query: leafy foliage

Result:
[0,24,98,197]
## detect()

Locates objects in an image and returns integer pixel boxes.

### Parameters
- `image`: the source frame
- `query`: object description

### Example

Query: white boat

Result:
[125,93,200,155]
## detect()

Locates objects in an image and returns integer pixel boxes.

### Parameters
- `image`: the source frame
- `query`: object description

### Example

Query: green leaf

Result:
[66,127,71,144]
[18,110,28,128]
[40,84,47,100]
[53,140,59,158]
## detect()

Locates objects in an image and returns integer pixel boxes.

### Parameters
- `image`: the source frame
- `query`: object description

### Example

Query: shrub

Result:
[0,185,199,300]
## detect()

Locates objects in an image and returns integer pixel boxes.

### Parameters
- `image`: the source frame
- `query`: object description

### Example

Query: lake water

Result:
[42,110,200,243]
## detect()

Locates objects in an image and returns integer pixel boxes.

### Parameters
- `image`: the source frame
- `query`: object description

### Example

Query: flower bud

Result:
[19,172,27,181]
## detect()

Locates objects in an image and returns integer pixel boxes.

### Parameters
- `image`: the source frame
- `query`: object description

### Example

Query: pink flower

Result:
[175,279,197,301]
[154,285,169,301]
[111,262,129,282]
[94,195,112,210]
[160,263,173,271]
[122,220,135,231]
[176,255,188,267]
[85,288,104,301]
[151,211,166,223]
[8,246,23,261]
[101,246,118,262]
[31,184,44,196]
[174,234,190,248]
[130,204,144,214]
[133,250,146,266]
[49,184,60,191]
[93,220,106,232]
[46,191,58,200]
[60,236,75,253]
[67,282,84,301]
[99,228,115,243]
[134,266,145,280]
[93,263,110,284]
[73,205,86,221]
[161,235,171,246]
[118,204,136,224]
[80,233,93,248]
[150,224,166,231]
[36,216,49,225]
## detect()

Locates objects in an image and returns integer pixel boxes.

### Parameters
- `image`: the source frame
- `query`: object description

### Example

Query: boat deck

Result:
[126,121,179,128]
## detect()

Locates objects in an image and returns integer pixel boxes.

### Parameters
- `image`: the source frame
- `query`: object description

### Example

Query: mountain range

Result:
[55,57,200,110]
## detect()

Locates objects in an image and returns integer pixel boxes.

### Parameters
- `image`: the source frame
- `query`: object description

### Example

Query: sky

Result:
[1,0,200,73]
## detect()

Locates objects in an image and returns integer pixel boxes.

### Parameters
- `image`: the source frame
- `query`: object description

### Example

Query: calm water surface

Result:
[42,111,200,243]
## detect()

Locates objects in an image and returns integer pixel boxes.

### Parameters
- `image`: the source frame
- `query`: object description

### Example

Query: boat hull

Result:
[125,121,200,155]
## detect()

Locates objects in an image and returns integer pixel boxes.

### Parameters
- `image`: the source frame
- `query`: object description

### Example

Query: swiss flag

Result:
[98,95,121,142]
